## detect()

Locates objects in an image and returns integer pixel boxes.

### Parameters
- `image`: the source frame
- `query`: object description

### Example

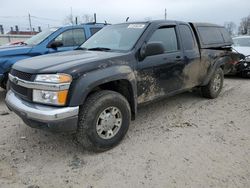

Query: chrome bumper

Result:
[5,90,79,132]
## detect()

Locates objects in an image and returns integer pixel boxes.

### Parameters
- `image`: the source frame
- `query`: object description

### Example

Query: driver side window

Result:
[148,27,178,53]
[54,29,86,47]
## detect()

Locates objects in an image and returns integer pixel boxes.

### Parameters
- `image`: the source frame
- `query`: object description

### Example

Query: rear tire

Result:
[76,90,131,152]
[201,68,224,99]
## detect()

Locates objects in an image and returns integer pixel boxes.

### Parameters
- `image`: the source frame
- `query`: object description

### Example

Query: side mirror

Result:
[140,42,165,58]
[47,41,63,49]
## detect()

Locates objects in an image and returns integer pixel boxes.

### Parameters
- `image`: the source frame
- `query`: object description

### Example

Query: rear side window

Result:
[54,29,86,47]
[90,27,102,35]
[149,27,178,52]
[197,26,224,45]
[220,28,233,44]
[179,24,196,50]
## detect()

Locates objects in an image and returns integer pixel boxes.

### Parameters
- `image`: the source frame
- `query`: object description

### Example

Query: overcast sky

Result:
[0,0,249,31]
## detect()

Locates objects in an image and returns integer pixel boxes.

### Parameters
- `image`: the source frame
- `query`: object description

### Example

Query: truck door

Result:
[48,28,86,53]
[178,24,202,88]
[137,25,186,104]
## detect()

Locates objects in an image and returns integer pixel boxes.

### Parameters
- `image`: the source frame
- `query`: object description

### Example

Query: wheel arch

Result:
[68,65,137,119]
[201,55,229,86]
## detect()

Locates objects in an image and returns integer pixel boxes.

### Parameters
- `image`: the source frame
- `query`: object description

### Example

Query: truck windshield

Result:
[233,37,250,47]
[25,28,58,46]
[81,23,147,51]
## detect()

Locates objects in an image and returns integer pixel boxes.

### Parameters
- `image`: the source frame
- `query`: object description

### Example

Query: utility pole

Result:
[70,7,73,25]
[94,13,97,23]
[164,8,167,20]
[28,13,33,34]
[75,17,78,25]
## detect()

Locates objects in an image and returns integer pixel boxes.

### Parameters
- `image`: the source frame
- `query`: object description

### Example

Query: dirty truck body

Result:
[6,20,233,151]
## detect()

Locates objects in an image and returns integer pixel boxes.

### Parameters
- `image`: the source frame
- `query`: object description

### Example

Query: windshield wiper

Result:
[75,47,88,50]
[87,47,111,51]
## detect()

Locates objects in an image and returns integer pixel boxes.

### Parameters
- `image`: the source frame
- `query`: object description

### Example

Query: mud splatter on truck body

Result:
[136,21,233,104]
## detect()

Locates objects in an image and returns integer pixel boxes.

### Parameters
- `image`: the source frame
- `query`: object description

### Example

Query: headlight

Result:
[246,57,250,62]
[33,90,68,106]
[33,74,72,106]
[35,74,72,83]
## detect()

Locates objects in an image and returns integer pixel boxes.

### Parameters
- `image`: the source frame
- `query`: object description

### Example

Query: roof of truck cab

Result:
[124,20,223,27]
[191,22,223,27]
[125,20,186,24]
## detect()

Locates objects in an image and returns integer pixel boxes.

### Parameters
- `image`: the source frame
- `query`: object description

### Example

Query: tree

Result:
[144,17,152,21]
[238,14,250,35]
[81,14,94,23]
[64,14,74,25]
[64,14,94,25]
[224,22,236,36]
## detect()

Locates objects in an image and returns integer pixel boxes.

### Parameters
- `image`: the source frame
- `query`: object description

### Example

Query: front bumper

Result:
[237,61,250,77]
[242,69,250,77]
[5,90,79,132]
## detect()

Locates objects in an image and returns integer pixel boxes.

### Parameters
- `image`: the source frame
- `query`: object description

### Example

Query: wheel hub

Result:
[103,114,117,130]
[96,106,122,139]
[213,74,221,92]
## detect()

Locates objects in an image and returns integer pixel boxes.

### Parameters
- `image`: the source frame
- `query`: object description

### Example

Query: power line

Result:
[0,15,61,22]
[0,16,26,19]
[30,16,61,22]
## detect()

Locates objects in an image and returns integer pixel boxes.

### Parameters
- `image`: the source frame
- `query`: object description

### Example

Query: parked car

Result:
[0,23,107,88]
[6,20,234,151]
[233,36,250,56]
[228,36,250,77]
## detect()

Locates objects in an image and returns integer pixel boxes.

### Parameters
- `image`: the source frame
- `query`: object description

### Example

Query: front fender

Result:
[68,65,137,107]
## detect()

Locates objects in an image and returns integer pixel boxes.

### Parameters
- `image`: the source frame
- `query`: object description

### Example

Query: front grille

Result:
[10,69,33,81]
[11,82,28,96]
[9,69,33,101]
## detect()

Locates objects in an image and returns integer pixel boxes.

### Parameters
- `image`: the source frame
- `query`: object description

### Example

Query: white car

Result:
[233,36,250,57]
[232,36,250,77]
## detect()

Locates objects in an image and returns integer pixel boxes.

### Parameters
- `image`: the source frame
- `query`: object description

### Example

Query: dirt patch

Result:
[0,77,250,188]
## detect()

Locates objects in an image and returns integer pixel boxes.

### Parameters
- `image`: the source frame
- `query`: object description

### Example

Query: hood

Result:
[13,50,128,76]
[233,46,250,56]
[0,45,33,57]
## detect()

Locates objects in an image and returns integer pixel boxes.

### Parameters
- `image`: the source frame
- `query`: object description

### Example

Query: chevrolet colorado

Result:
[6,20,234,151]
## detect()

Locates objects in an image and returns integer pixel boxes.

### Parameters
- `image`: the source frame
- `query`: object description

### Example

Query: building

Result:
[0,25,41,46]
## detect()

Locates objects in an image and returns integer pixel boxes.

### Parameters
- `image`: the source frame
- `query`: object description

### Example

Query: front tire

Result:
[76,90,131,152]
[201,68,224,99]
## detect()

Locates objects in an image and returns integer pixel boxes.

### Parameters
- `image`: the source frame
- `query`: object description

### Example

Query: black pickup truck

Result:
[6,20,234,151]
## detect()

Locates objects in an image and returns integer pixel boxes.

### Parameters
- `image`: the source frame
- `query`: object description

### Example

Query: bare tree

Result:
[63,14,74,25]
[224,21,236,36]
[238,14,250,35]
[81,14,94,23]
[144,17,152,21]
[63,13,94,25]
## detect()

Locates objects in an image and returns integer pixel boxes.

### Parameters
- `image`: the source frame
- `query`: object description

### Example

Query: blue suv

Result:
[0,23,106,88]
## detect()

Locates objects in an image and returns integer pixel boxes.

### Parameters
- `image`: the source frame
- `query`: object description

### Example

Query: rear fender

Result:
[201,56,230,86]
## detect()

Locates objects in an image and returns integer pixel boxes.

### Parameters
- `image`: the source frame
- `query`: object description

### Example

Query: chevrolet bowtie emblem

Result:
[12,77,19,85]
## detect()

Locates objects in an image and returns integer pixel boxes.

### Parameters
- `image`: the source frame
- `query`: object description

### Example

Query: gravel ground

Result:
[0,77,249,188]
